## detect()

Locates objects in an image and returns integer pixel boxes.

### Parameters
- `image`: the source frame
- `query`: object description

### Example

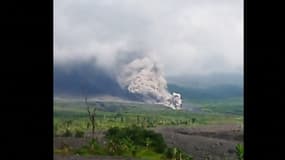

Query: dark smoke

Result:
[54,61,141,101]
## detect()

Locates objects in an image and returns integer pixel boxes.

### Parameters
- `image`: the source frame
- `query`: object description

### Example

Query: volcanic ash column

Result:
[117,57,182,110]
[169,92,182,110]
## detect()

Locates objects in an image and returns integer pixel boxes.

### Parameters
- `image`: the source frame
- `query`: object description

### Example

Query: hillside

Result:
[168,84,243,100]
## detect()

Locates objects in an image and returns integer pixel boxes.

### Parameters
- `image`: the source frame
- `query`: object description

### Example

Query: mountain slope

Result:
[168,83,243,100]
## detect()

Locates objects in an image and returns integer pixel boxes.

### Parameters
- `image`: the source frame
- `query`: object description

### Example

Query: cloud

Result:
[54,0,243,76]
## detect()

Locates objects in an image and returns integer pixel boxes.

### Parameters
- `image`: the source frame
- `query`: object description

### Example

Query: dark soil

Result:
[54,155,136,160]
[154,124,243,160]
[54,124,243,160]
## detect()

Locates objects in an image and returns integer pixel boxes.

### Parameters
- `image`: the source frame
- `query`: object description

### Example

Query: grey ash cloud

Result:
[54,0,243,104]
[54,0,243,76]
[54,62,141,101]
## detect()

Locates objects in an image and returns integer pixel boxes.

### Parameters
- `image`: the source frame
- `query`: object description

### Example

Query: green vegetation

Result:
[56,126,193,160]
[75,139,106,155]
[165,147,193,160]
[54,100,243,135]
[54,142,73,155]
[74,129,85,137]
[106,126,167,153]
[184,97,243,115]
[235,143,244,160]
[54,100,243,159]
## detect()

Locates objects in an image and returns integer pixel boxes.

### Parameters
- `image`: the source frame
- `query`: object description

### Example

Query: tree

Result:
[137,115,140,123]
[85,96,97,139]
[191,118,196,124]
[61,120,73,137]
[86,122,90,129]
[63,120,73,130]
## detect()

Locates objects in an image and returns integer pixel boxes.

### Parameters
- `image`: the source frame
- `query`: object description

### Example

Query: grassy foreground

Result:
[54,100,243,160]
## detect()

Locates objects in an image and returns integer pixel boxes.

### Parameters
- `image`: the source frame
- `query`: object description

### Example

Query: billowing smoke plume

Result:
[117,57,182,109]
[170,92,182,109]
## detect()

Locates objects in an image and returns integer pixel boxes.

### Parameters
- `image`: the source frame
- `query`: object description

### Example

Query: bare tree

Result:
[84,96,96,139]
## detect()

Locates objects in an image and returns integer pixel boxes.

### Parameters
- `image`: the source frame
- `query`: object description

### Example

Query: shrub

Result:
[165,147,176,159]
[105,126,168,154]
[131,146,138,157]
[89,139,101,150]
[75,129,84,138]
[191,118,196,124]
[235,144,244,160]
[106,139,123,155]
[75,139,106,155]
[164,147,193,160]
[177,149,193,160]
[62,129,72,137]
[59,142,72,155]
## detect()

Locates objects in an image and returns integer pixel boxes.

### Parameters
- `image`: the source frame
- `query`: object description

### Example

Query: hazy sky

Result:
[54,0,243,77]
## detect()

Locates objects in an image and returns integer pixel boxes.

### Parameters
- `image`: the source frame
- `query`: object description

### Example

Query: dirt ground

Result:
[54,155,136,160]
[54,124,243,160]
[154,124,243,160]
[54,131,106,150]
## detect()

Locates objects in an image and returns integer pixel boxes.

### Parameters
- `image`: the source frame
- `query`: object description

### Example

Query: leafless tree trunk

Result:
[85,96,96,139]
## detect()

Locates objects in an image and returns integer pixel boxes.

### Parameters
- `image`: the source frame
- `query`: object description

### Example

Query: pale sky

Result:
[54,0,243,77]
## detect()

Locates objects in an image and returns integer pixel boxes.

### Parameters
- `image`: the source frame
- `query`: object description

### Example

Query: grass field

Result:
[54,99,243,134]
[184,97,243,115]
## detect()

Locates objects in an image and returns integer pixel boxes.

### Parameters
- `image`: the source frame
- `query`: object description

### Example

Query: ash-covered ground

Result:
[54,124,243,160]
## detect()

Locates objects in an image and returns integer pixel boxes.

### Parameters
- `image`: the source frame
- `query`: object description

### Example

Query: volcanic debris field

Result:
[54,98,243,160]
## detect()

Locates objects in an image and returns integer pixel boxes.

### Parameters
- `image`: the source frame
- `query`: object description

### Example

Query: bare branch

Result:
[84,95,97,139]
[85,96,91,115]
